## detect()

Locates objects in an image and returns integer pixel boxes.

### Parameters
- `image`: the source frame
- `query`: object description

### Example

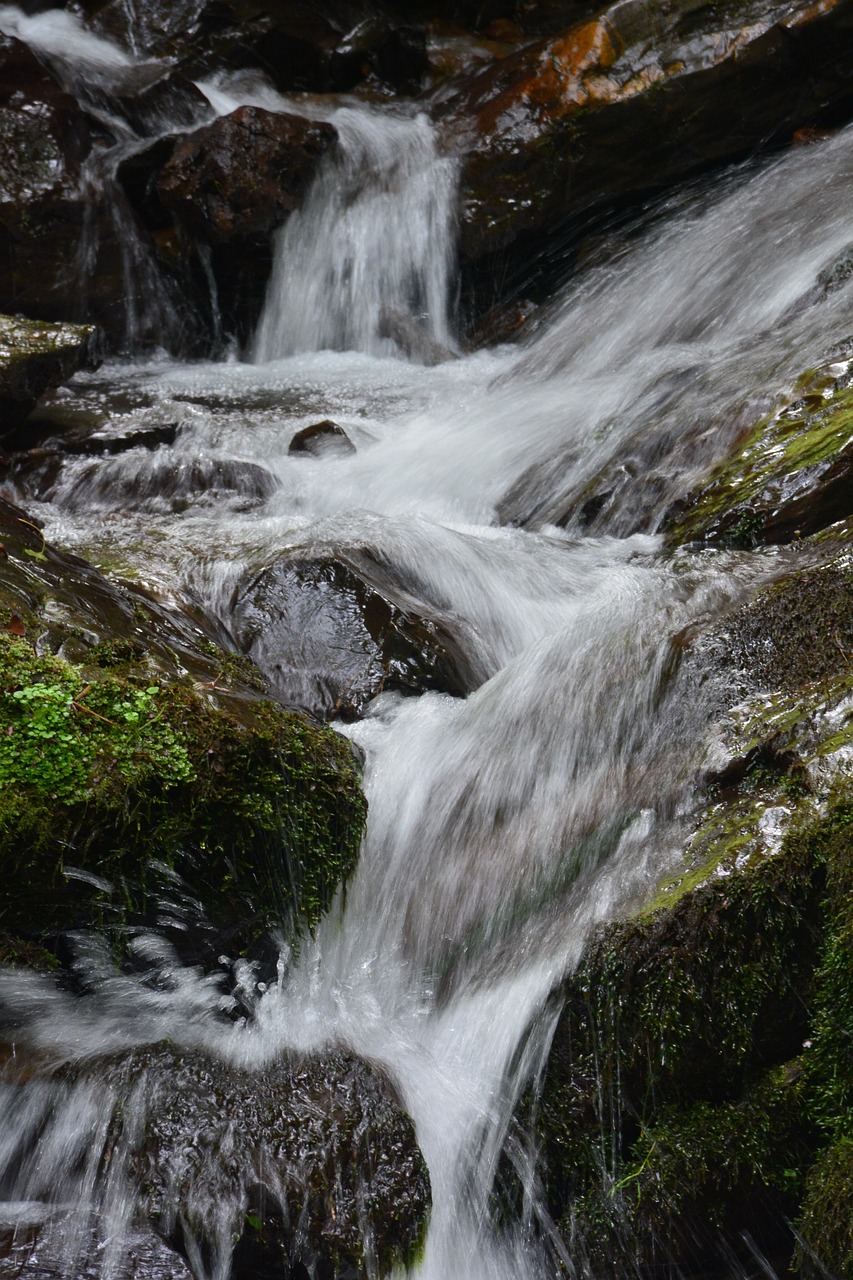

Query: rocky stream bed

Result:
[0,1,852,1279]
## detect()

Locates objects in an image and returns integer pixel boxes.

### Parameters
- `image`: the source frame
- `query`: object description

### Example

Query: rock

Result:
[79,63,214,135]
[437,0,853,303]
[288,419,356,456]
[0,496,366,963]
[524,538,853,1277]
[0,34,96,323]
[153,106,336,245]
[0,313,101,434]
[100,1044,431,1279]
[232,553,472,721]
[59,453,279,513]
[667,349,853,548]
[464,295,536,349]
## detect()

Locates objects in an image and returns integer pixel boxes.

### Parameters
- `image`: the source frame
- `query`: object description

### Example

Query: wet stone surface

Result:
[232,553,472,721]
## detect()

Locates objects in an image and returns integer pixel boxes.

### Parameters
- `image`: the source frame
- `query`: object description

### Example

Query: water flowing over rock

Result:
[0,1034,429,1280]
[252,107,458,361]
[232,553,472,721]
[2,2,853,1276]
[440,0,853,304]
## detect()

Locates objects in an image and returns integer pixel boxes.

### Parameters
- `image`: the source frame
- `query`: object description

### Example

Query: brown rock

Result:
[438,0,853,267]
[155,105,336,244]
[288,419,356,455]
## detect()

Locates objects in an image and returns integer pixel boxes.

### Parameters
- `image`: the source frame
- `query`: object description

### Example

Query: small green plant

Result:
[0,635,193,823]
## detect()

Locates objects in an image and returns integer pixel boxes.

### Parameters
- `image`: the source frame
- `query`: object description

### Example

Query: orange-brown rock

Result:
[438,0,853,263]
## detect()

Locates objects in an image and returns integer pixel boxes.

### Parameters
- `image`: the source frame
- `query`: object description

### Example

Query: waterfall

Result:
[1,26,853,1267]
[252,108,459,363]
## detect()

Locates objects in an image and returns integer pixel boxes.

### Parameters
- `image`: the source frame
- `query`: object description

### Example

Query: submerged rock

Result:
[0,496,366,964]
[232,553,471,721]
[288,419,356,456]
[0,314,100,434]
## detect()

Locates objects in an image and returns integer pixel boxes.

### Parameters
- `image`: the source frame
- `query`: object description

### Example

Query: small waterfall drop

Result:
[252,108,458,363]
[1,43,852,1270]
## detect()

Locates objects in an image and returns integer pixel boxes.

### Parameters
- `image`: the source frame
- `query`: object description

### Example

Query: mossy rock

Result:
[0,313,101,434]
[799,1137,853,1279]
[524,543,853,1276]
[0,498,366,966]
[667,350,853,548]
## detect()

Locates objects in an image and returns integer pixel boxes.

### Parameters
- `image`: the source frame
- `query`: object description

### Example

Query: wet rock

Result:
[330,16,428,95]
[153,106,336,245]
[100,1044,431,1280]
[0,496,366,961]
[667,352,853,548]
[525,539,853,1278]
[0,34,95,322]
[0,313,101,433]
[232,554,471,721]
[437,0,853,292]
[288,419,356,456]
[79,63,214,135]
[59,453,279,513]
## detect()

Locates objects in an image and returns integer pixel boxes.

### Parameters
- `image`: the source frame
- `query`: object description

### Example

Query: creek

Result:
[1,9,853,1278]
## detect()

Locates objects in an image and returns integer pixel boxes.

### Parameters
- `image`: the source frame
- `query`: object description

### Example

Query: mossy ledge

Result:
[521,796,852,1278]
[503,539,853,1279]
[667,346,853,549]
[0,497,366,967]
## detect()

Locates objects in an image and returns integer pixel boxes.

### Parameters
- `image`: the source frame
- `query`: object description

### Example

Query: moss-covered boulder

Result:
[525,542,853,1278]
[0,313,100,435]
[668,347,853,548]
[0,497,366,967]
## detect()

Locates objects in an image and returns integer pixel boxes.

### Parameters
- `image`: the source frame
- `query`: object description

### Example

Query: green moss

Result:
[798,1137,853,1279]
[532,795,853,1274]
[669,354,853,547]
[0,630,366,957]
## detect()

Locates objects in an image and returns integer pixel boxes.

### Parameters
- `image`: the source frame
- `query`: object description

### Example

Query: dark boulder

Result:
[288,419,356,456]
[0,313,101,434]
[108,1044,430,1279]
[0,34,96,322]
[232,554,472,721]
[153,106,336,244]
[437,0,853,299]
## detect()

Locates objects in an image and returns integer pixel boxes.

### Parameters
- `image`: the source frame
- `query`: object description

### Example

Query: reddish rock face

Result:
[154,105,337,244]
[438,0,853,264]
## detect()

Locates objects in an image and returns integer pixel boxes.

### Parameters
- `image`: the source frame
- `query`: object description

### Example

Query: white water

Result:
[252,107,459,363]
[1,17,853,1274]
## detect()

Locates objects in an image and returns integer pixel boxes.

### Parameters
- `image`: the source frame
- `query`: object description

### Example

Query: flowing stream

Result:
[1,11,853,1276]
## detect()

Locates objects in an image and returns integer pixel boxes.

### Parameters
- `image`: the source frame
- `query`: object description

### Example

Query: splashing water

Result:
[1,33,852,1272]
[252,107,459,363]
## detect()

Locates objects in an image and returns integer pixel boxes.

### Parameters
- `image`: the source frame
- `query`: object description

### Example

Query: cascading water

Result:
[1,14,853,1272]
[252,107,458,363]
